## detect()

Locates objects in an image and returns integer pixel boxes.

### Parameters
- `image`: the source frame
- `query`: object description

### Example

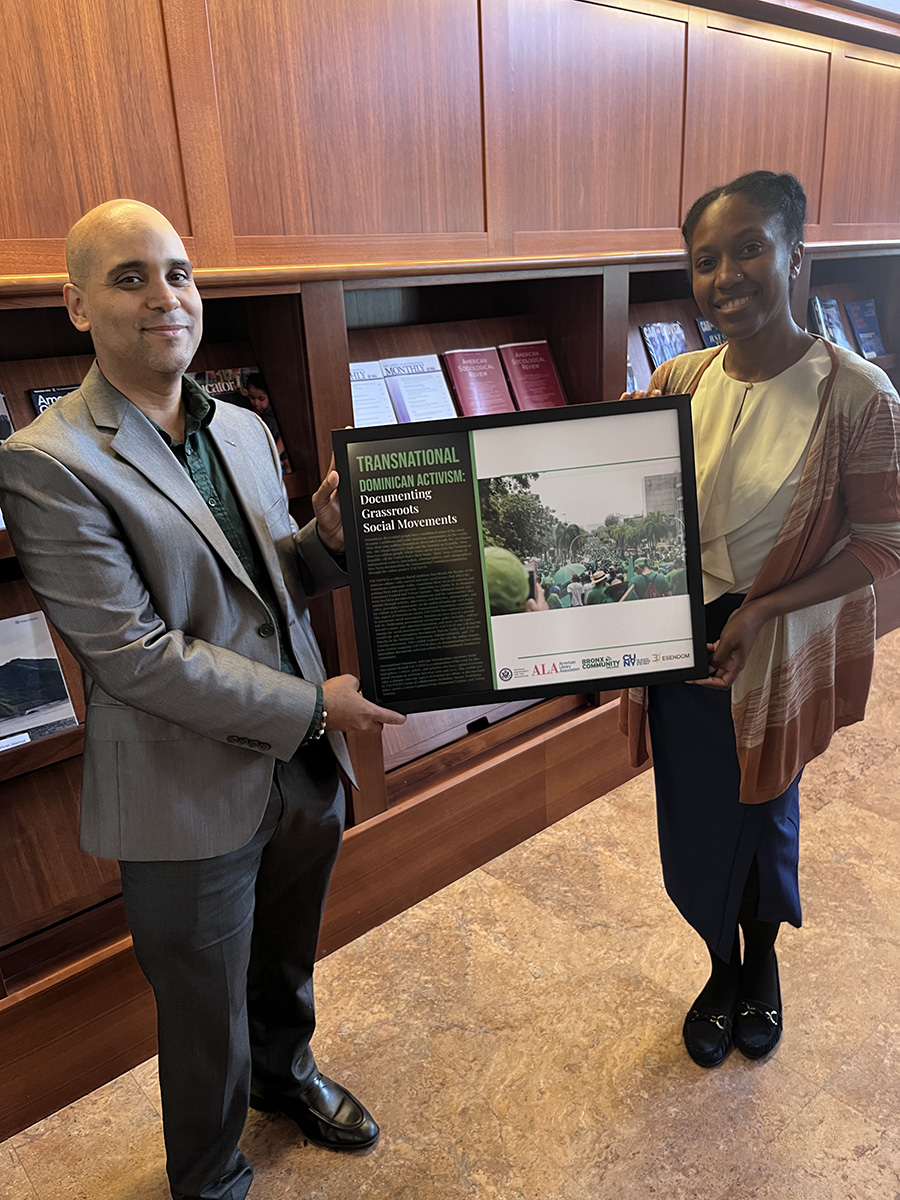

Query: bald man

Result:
[0,201,404,1199]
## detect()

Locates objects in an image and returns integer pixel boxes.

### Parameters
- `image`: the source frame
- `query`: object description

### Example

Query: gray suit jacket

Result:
[0,362,353,861]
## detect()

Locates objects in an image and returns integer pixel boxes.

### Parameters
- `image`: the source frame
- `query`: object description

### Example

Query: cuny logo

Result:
[623,652,651,667]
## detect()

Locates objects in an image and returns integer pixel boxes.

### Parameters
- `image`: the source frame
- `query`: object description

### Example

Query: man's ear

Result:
[63,282,91,332]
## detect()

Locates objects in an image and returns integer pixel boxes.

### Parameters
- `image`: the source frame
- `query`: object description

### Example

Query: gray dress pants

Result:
[120,739,344,1200]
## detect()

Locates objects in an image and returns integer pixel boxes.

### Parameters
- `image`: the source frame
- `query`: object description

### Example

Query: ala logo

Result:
[498,667,513,682]
[532,662,560,676]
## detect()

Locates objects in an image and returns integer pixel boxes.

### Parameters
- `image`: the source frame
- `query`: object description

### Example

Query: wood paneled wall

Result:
[0,0,898,276]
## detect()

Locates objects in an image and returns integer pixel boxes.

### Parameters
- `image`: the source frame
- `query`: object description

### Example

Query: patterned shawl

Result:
[620,338,900,803]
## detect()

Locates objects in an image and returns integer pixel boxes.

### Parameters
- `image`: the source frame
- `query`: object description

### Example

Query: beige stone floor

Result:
[3,632,900,1200]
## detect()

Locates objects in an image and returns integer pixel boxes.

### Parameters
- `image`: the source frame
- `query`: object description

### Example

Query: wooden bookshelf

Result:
[3,239,900,1139]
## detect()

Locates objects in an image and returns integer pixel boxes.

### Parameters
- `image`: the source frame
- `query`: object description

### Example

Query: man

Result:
[585,570,610,605]
[566,573,584,606]
[631,556,671,599]
[0,200,405,1200]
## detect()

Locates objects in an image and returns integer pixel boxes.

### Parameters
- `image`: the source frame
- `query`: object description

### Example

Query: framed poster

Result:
[333,397,706,713]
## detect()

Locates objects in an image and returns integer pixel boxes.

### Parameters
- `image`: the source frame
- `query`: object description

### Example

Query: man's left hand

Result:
[313,455,344,553]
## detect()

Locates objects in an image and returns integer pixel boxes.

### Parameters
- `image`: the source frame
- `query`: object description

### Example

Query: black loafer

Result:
[250,1072,380,1155]
[682,1005,735,1068]
[734,960,783,1059]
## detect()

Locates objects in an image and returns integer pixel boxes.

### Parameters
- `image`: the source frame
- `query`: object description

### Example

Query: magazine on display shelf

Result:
[844,300,887,360]
[27,384,79,417]
[0,611,78,750]
[640,321,690,370]
[188,367,293,475]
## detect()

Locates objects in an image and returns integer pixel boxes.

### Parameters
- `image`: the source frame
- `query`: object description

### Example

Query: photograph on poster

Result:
[334,399,705,711]
[473,411,694,693]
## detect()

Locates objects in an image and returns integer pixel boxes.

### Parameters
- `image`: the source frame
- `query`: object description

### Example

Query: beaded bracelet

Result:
[310,707,328,741]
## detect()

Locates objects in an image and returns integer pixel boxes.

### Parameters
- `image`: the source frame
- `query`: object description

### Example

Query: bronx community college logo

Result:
[498,667,513,682]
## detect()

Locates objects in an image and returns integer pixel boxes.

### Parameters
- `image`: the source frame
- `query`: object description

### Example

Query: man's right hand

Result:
[321,675,406,732]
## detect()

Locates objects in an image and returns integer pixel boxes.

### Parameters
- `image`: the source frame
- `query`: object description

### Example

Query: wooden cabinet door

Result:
[683,12,832,242]
[0,0,194,275]
[484,0,689,257]
[822,44,900,240]
[205,0,488,267]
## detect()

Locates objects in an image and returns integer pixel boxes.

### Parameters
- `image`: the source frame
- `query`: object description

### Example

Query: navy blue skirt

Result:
[647,595,802,962]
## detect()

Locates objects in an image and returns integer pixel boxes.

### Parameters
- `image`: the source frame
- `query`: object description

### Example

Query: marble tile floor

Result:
[3,631,900,1200]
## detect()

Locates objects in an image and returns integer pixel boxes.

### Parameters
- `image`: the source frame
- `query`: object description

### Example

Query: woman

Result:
[621,171,900,1066]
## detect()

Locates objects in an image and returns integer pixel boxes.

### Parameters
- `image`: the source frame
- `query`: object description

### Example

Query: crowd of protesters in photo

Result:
[484,539,688,617]
[538,549,688,609]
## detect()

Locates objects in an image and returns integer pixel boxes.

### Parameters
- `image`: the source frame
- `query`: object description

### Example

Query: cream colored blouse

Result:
[692,340,832,601]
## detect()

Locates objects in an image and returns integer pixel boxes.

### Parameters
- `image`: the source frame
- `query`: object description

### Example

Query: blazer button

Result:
[238,737,249,746]
[258,623,276,637]
[247,739,259,749]
[227,735,239,744]
[258,742,271,751]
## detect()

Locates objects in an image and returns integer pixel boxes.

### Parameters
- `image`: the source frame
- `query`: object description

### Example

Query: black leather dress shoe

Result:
[250,1072,380,1155]
[682,1005,735,1068]
[734,959,783,1059]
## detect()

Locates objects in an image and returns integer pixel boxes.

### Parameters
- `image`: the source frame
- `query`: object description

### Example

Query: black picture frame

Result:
[333,396,706,713]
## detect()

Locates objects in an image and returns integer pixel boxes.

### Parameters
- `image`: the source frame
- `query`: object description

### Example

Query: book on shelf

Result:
[696,318,726,349]
[28,384,79,417]
[639,322,689,370]
[0,611,78,750]
[844,299,887,360]
[379,354,458,423]
[811,298,854,351]
[442,347,515,416]
[349,361,398,427]
[188,367,293,475]
[0,391,8,527]
[497,340,567,410]
[806,298,823,336]
[0,392,13,443]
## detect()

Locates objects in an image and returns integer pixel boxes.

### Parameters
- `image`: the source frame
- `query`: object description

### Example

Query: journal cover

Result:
[498,341,567,410]
[379,354,458,423]
[696,318,726,349]
[845,299,886,360]
[639,322,689,370]
[442,347,515,416]
[0,392,13,442]
[27,384,78,417]
[188,367,293,475]
[0,611,77,750]
[349,362,398,427]
[816,299,854,351]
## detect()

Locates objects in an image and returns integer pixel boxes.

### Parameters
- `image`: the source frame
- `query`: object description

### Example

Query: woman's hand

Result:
[692,599,770,689]
[694,552,876,689]
[618,388,663,401]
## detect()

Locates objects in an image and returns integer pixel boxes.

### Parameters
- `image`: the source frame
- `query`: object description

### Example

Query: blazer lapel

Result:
[205,413,291,606]
[81,365,258,593]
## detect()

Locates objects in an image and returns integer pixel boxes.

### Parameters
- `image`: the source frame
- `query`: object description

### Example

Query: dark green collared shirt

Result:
[151,378,323,739]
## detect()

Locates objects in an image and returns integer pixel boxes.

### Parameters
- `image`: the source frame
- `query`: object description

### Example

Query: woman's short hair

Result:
[681,171,807,256]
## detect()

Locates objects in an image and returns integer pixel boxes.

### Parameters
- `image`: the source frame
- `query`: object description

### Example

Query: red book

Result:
[442,347,515,416]
[499,341,567,410]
